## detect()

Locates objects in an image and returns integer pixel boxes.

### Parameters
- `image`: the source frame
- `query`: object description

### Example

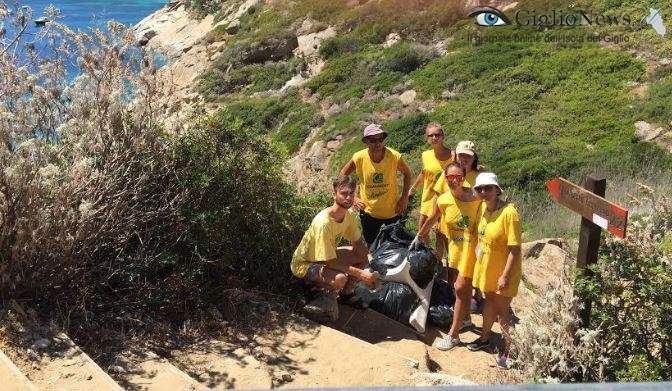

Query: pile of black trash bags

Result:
[353,220,456,329]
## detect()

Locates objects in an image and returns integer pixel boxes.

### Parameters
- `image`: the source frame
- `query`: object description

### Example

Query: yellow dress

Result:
[436,192,481,277]
[472,203,522,297]
[419,149,453,216]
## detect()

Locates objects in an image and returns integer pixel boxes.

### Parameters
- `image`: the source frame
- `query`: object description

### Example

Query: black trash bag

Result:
[429,267,456,308]
[352,220,440,326]
[354,282,418,323]
[429,275,456,327]
[429,304,454,328]
[369,221,437,288]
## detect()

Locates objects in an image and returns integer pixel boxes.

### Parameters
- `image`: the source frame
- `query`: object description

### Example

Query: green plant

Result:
[170,108,319,293]
[571,186,672,381]
[379,43,423,74]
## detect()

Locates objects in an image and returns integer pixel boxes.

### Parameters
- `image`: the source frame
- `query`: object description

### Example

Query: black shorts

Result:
[359,210,400,245]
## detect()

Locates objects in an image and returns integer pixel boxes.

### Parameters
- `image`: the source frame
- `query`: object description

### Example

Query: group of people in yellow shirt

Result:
[291,122,522,369]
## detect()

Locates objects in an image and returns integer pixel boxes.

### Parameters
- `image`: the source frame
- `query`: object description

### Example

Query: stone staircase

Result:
[1,304,490,390]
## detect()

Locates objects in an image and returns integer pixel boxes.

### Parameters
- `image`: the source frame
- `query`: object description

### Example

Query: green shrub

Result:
[579,187,672,381]
[189,0,226,18]
[226,90,323,154]
[640,76,672,123]
[380,43,422,74]
[319,34,365,59]
[170,108,317,293]
[305,54,363,96]
[380,113,430,154]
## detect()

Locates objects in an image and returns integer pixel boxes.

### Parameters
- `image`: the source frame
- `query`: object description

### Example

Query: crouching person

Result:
[291,175,380,323]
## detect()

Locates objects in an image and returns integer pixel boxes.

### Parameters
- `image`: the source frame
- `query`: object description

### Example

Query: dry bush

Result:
[509,184,672,382]
[508,276,610,382]
[0,3,318,331]
[0,3,180,306]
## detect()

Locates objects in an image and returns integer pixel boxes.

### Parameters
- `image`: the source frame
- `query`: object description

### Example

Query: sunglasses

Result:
[427,133,443,138]
[474,185,496,192]
[445,174,464,182]
[366,136,385,144]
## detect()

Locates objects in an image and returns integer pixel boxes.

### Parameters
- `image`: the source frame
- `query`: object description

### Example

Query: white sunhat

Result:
[474,172,503,193]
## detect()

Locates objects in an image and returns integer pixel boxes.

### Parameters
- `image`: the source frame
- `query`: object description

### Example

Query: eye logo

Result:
[468,5,511,27]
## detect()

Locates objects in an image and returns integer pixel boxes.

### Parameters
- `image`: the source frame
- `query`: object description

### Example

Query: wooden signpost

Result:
[546,176,628,328]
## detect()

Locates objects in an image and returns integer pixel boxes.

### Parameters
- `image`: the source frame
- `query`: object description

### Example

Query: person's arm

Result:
[340,159,365,209]
[340,159,356,176]
[417,198,440,241]
[498,245,521,291]
[395,157,412,215]
[352,236,369,260]
[409,172,423,197]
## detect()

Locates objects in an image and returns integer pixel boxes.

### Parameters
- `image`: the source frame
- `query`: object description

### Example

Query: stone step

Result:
[111,348,207,391]
[263,312,417,388]
[0,349,39,391]
[20,332,124,391]
[169,338,273,389]
[333,304,481,385]
[333,304,427,369]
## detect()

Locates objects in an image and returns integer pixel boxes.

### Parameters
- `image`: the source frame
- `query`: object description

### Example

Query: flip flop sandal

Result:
[338,291,369,310]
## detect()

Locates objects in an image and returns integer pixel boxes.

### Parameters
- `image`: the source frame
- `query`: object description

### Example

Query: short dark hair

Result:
[333,175,357,191]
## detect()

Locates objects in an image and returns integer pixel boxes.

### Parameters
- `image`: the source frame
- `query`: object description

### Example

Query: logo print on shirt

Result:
[372,173,384,184]
[457,215,470,230]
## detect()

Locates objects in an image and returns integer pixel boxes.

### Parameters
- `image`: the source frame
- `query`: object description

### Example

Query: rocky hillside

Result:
[135,0,672,209]
[134,0,522,191]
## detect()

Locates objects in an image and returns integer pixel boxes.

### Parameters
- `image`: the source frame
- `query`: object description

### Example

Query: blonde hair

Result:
[425,121,443,135]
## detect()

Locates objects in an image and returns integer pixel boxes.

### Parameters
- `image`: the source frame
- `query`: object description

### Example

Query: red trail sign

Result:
[546,177,628,238]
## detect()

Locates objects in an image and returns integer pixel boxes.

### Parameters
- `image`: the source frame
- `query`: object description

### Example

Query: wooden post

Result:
[574,175,606,329]
[546,175,628,328]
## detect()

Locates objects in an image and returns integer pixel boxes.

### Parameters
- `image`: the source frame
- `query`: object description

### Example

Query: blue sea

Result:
[14,1,170,76]
[27,1,168,30]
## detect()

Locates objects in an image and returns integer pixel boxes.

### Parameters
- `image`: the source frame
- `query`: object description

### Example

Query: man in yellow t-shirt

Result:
[340,123,412,245]
[291,175,379,322]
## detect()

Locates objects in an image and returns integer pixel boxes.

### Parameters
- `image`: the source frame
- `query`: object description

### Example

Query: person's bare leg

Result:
[479,291,497,343]
[447,275,472,337]
[312,265,348,291]
[492,294,514,355]
[326,246,368,293]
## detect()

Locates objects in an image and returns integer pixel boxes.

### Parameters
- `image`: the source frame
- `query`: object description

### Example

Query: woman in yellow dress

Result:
[414,162,481,351]
[408,122,454,261]
[467,172,522,370]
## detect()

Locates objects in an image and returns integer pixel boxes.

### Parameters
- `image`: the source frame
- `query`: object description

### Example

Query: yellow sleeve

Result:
[505,206,522,246]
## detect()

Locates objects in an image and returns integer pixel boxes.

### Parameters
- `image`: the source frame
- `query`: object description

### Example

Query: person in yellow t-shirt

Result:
[408,122,454,261]
[467,172,522,370]
[340,123,412,245]
[432,140,485,312]
[414,162,481,351]
[291,175,380,322]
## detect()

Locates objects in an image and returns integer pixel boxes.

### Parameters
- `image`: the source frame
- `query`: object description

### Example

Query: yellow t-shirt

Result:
[353,147,402,219]
[433,170,478,195]
[291,208,361,278]
[436,192,481,277]
[472,203,522,297]
[420,149,453,216]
